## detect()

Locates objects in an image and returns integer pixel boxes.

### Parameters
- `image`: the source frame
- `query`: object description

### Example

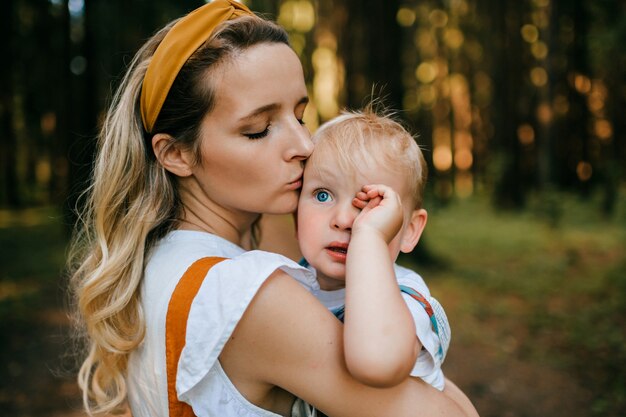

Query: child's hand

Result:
[352,184,404,243]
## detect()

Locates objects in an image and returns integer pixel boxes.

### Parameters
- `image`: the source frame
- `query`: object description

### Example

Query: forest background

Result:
[0,0,625,416]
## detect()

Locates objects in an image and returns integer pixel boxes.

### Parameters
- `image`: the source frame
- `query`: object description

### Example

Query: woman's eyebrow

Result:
[238,103,280,122]
[238,96,309,122]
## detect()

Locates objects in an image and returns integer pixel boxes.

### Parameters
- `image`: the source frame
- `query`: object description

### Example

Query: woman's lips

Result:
[286,175,303,190]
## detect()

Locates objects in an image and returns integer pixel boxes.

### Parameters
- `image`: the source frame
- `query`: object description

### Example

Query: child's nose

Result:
[332,204,358,230]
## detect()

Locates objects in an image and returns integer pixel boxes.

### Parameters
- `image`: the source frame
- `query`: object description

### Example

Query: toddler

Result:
[297,108,450,390]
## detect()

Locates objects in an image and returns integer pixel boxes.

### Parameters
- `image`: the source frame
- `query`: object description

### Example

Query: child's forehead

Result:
[306,146,405,189]
[308,144,372,174]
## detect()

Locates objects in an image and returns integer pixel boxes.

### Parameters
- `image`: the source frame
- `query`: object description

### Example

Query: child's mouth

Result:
[327,246,347,254]
[325,242,349,261]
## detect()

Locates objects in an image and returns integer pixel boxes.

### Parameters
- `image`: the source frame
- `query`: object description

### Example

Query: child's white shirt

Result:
[311,263,450,391]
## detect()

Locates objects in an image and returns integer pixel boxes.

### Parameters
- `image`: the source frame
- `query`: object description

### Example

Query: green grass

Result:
[399,191,626,416]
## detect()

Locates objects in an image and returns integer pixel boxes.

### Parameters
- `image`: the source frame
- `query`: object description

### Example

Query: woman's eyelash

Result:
[244,126,270,139]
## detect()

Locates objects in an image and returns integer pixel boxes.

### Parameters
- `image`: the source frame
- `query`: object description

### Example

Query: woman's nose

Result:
[285,120,313,161]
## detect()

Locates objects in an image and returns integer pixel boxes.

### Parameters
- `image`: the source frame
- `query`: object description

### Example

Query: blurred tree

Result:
[50,0,71,207]
[65,0,97,226]
[586,0,626,215]
[0,0,19,207]
[492,1,528,208]
[558,0,592,191]
[341,0,403,110]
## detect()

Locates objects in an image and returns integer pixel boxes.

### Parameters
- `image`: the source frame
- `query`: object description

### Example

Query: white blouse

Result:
[127,231,317,417]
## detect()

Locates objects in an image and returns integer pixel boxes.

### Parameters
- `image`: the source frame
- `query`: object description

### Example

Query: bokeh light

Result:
[537,102,553,124]
[418,85,438,109]
[312,43,340,119]
[397,7,416,27]
[517,124,535,145]
[444,28,464,49]
[531,41,548,59]
[521,24,539,43]
[573,73,592,94]
[454,148,473,171]
[530,67,548,87]
[278,0,315,32]
[433,145,453,171]
[594,119,613,141]
[576,161,593,181]
[415,61,438,84]
[429,9,448,27]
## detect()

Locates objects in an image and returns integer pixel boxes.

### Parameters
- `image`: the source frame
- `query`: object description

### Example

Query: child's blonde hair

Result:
[310,107,428,208]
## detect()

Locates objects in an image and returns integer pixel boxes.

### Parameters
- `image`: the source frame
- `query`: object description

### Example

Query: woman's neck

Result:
[176,182,258,247]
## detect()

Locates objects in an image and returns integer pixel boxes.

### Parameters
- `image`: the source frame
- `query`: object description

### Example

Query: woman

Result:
[69,1,474,416]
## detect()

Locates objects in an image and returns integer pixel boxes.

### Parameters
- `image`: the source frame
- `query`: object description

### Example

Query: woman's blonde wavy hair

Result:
[68,14,289,415]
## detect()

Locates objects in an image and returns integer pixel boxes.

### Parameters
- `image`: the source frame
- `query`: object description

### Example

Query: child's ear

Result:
[152,133,194,177]
[400,208,428,253]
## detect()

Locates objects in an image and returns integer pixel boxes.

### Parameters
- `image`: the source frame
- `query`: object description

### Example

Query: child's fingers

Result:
[362,184,395,200]
[355,185,399,213]
[355,191,369,201]
[353,195,382,211]
[365,196,382,209]
[352,197,368,209]
[353,191,369,209]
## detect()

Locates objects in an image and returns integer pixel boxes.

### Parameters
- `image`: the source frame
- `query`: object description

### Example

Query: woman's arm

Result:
[220,270,468,417]
[444,378,480,417]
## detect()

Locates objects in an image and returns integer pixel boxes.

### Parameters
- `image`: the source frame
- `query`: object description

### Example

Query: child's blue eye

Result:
[315,190,332,203]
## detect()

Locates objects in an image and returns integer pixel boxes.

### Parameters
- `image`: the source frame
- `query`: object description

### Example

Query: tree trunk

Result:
[51,0,72,206]
[493,1,526,208]
[342,0,403,110]
[0,0,20,207]
[65,0,98,226]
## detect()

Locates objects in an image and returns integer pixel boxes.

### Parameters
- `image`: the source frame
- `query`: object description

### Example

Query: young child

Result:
[297,108,451,390]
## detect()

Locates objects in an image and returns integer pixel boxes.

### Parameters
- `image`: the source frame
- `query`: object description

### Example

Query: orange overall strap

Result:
[166,256,227,417]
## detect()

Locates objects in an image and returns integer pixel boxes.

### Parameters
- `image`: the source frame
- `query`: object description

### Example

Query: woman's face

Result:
[192,43,312,217]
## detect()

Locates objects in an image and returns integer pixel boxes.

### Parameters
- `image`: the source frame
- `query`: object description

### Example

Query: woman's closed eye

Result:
[243,125,270,139]
[314,189,333,203]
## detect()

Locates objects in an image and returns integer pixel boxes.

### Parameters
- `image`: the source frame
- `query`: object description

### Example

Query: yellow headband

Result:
[140,0,253,133]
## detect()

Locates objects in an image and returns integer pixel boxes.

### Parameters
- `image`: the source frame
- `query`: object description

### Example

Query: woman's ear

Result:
[400,208,428,253]
[152,133,194,177]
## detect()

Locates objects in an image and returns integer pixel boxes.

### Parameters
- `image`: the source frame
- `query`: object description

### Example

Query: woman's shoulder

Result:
[176,249,318,399]
[221,250,318,289]
[150,230,246,260]
[149,231,316,286]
